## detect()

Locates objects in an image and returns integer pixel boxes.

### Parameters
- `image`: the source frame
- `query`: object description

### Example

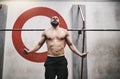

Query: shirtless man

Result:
[24,16,87,79]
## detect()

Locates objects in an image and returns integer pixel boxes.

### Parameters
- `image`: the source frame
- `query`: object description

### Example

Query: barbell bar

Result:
[0,29,120,31]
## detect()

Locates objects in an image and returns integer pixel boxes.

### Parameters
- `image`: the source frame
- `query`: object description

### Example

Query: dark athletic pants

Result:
[44,56,68,79]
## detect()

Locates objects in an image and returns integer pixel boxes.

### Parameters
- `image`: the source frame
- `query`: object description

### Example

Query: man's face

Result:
[51,16,59,27]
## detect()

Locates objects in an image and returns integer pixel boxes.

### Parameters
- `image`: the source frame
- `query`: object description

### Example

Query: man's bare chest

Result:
[46,31,66,40]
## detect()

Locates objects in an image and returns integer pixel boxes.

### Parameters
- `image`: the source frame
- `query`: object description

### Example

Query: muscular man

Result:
[24,16,87,79]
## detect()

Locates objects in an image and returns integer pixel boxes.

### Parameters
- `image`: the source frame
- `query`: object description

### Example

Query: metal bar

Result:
[82,29,120,31]
[79,5,86,79]
[0,29,45,31]
[81,21,85,79]
[78,5,85,21]
[0,29,120,31]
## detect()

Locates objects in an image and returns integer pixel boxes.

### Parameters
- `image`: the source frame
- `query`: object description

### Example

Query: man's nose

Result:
[53,18,57,20]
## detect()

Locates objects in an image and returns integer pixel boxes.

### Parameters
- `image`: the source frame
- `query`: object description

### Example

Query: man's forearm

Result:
[69,44,83,57]
[28,45,40,53]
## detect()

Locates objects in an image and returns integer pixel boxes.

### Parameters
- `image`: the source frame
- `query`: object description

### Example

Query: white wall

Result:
[86,2,120,79]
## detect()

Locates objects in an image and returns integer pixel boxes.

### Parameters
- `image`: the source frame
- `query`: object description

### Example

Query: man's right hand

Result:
[23,48,30,54]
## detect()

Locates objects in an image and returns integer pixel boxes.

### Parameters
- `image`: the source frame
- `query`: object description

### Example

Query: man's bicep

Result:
[65,33,73,46]
[38,32,46,45]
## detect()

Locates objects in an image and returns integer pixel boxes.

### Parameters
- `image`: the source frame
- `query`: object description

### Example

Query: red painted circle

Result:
[12,7,67,62]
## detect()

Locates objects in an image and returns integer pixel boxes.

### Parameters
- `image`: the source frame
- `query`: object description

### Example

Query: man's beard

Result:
[51,21,59,27]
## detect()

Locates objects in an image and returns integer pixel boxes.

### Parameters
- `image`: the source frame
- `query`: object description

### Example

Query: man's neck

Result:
[52,25,59,29]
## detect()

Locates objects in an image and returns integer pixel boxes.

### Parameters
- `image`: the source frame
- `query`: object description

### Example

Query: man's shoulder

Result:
[43,28,51,33]
[59,27,69,35]
[60,27,67,32]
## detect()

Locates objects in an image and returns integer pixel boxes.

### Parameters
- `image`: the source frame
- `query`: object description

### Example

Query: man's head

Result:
[51,16,59,28]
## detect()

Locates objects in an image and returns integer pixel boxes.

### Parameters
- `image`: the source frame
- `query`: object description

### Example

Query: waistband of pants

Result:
[47,55,65,59]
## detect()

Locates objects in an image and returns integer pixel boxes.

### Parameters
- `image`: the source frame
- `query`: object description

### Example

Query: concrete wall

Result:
[2,1,73,79]
[0,0,119,2]
[0,1,120,79]
[0,4,7,79]
[86,2,120,79]
[72,5,88,79]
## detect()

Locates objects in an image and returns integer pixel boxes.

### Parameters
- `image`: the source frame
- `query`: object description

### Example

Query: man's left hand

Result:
[81,53,87,57]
